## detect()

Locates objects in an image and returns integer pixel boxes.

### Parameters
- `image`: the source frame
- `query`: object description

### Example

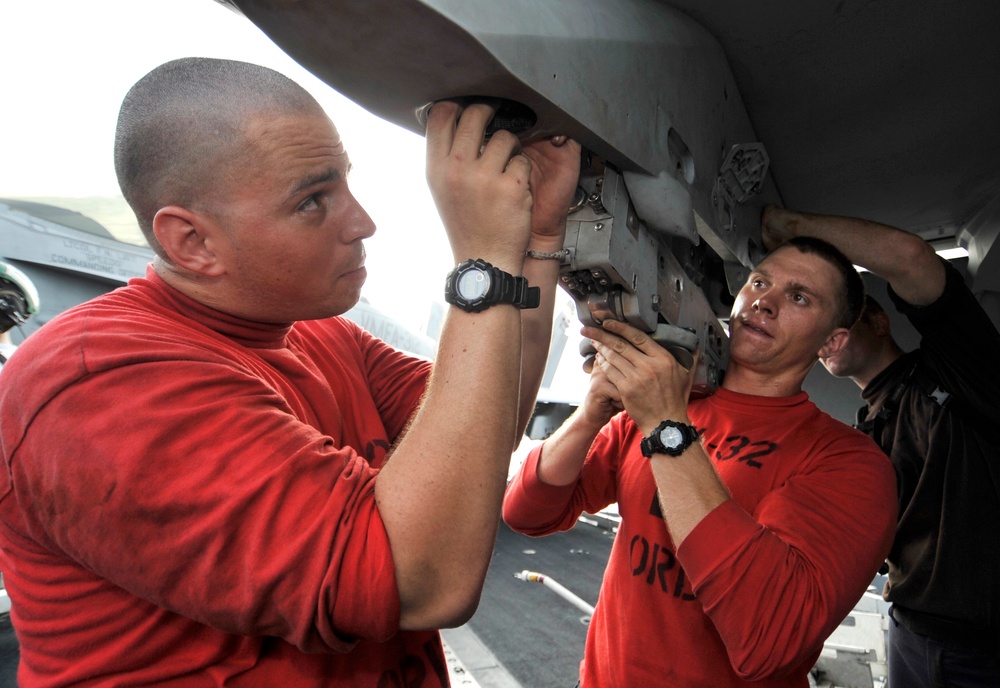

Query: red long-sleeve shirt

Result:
[0,268,442,686]
[504,388,896,687]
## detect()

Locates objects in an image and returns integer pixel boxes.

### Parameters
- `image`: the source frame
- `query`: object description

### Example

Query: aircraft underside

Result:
[215,0,1000,384]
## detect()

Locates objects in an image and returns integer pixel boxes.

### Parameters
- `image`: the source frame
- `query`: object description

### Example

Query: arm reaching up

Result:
[515,135,581,439]
[375,101,534,630]
[761,205,945,306]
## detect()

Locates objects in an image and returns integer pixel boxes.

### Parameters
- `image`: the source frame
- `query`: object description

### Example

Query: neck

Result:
[153,257,230,316]
[722,360,812,398]
[851,350,903,390]
[853,346,904,390]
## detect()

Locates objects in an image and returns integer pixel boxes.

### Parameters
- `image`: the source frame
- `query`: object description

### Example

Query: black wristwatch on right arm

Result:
[444,258,540,312]
[640,420,700,458]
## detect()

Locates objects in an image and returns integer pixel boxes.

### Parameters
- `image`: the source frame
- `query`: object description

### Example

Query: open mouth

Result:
[737,318,771,338]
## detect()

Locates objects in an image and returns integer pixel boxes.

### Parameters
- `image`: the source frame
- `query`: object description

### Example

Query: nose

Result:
[342,190,377,242]
[752,291,776,316]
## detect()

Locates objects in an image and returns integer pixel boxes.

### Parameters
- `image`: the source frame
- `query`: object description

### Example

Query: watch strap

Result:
[445,259,540,312]
[498,270,540,309]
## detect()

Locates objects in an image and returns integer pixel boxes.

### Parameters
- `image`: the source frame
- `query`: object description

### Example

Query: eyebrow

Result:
[290,167,341,197]
[288,156,354,198]
[751,268,826,303]
[789,281,824,302]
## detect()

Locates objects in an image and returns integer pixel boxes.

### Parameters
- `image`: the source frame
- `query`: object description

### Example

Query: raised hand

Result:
[424,101,534,268]
[521,136,581,252]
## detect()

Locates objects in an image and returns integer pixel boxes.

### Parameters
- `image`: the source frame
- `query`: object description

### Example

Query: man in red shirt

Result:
[504,235,897,687]
[764,207,1000,687]
[0,57,581,686]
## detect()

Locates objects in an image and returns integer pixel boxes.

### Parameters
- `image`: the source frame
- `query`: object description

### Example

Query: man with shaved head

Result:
[0,57,581,686]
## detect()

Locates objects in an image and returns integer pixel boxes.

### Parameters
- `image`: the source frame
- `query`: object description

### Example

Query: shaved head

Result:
[114,57,323,257]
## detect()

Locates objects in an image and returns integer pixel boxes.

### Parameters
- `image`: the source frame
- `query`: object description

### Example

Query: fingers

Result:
[581,359,625,426]
[583,319,659,360]
[424,99,538,264]
[580,319,697,428]
[424,101,505,164]
[760,203,777,228]
[425,100,530,184]
[581,324,642,386]
[581,319,691,388]
[426,100,524,170]
[479,129,525,172]
[424,101,461,165]
[522,136,580,171]
[451,102,497,154]
[760,205,793,251]
[522,136,580,240]
[498,147,533,182]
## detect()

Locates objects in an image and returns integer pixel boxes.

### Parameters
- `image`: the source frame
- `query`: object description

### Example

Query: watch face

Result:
[457,268,490,300]
[659,425,684,449]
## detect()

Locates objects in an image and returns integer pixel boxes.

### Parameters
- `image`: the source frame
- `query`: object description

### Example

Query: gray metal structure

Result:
[214,0,1000,385]
[0,199,155,344]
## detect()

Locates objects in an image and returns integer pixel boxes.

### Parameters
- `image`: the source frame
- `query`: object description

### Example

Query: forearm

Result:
[381,100,544,629]
[763,206,945,304]
[533,407,607,486]
[513,134,580,438]
[376,298,522,630]
[646,442,730,546]
[503,409,611,534]
[389,106,580,628]
[682,503,840,679]
[516,250,563,439]
[680,498,890,680]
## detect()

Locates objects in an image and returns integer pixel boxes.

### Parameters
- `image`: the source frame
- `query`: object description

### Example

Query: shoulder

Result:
[802,409,893,483]
[292,317,432,387]
[2,285,245,414]
[5,289,124,378]
[696,389,886,465]
[292,316,412,362]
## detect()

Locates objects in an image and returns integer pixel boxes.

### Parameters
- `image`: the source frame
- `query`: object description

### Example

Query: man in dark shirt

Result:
[763,206,1000,687]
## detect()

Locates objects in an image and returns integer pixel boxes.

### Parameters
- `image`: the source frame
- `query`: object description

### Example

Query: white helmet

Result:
[0,261,40,334]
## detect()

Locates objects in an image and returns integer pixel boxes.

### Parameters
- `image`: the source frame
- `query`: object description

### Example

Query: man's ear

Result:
[870,310,892,337]
[818,327,850,360]
[152,206,226,277]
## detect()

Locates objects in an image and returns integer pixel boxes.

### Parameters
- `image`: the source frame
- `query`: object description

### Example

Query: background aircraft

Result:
[0,199,437,361]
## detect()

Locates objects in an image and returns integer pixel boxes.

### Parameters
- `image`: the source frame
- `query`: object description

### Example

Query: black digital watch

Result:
[640,420,700,458]
[444,259,540,312]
